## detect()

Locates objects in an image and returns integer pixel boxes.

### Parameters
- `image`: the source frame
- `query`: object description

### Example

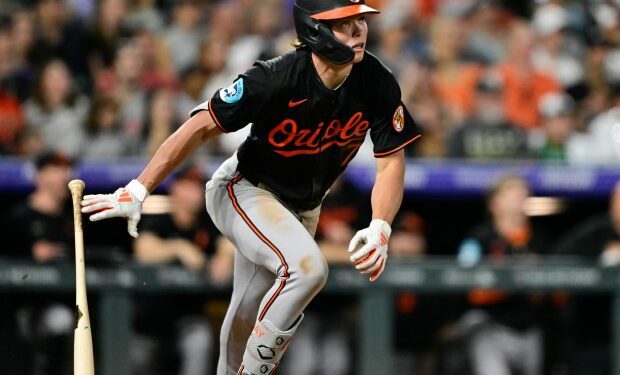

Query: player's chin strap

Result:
[239,314,304,375]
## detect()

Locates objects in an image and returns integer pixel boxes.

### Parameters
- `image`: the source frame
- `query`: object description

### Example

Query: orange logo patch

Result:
[393,105,404,132]
[117,190,134,203]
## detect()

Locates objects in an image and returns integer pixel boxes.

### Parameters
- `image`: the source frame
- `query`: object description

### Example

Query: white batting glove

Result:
[348,219,392,282]
[81,180,149,238]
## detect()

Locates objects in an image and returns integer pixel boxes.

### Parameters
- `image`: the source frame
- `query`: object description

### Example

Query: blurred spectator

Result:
[427,16,482,125]
[374,6,415,78]
[0,89,24,155]
[13,127,45,157]
[529,92,577,162]
[86,0,131,78]
[227,0,282,74]
[567,60,620,166]
[30,0,89,90]
[200,35,238,104]
[144,87,176,157]
[387,211,433,374]
[5,151,73,260]
[3,150,75,375]
[407,96,446,158]
[446,70,529,160]
[132,163,233,375]
[0,12,36,102]
[551,182,620,375]
[9,10,37,101]
[455,176,547,375]
[205,0,242,43]
[531,3,586,95]
[162,0,205,75]
[82,95,131,159]
[24,59,89,157]
[389,211,427,259]
[498,21,560,130]
[133,27,176,90]
[579,40,611,129]
[174,65,205,123]
[97,41,148,154]
[587,0,620,47]
[462,0,508,65]
[125,0,164,32]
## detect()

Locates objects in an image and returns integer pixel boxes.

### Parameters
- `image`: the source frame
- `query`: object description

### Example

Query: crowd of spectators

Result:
[3,0,620,374]
[1,0,620,164]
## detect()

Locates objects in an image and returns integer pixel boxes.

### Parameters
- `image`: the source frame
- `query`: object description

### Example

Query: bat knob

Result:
[68,180,85,194]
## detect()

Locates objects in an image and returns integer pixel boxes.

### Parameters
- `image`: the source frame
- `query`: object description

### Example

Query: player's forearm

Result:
[371,150,405,225]
[134,234,180,263]
[137,111,220,192]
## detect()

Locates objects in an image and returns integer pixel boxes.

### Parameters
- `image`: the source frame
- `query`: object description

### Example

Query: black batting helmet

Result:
[294,0,380,65]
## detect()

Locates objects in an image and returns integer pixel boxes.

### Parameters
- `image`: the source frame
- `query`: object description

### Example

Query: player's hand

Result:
[81,180,149,238]
[348,219,391,282]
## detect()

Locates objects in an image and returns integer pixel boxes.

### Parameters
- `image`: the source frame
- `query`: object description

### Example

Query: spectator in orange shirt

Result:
[428,16,483,126]
[0,89,24,154]
[497,21,560,130]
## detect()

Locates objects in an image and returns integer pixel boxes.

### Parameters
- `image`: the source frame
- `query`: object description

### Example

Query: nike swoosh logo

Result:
[288,98,308,108]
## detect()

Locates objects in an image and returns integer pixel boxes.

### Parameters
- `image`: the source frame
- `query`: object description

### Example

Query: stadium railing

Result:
[2,258,620,375]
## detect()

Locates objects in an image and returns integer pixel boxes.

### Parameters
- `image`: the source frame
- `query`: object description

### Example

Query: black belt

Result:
[242,174,322,211]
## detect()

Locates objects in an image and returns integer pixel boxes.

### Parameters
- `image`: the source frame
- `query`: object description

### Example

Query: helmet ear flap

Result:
[293,3,355,65]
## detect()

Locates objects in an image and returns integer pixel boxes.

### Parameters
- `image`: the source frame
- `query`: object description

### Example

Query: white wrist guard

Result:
[126,179,149,202]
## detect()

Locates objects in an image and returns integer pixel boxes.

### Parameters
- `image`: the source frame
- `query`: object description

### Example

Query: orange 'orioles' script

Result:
[268,112,369,164]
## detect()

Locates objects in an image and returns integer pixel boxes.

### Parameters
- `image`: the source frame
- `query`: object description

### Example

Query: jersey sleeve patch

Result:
[393,105,404,132]
[219,78,244,104]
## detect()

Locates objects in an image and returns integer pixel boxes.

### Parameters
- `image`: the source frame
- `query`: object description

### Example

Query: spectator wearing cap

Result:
[529,92,576,162]
[132,162,234,375]
[446,70,529,160]
[2,150,75,375]
[125,0,164,33]
[4,150,74,261]
[462,0,508,65]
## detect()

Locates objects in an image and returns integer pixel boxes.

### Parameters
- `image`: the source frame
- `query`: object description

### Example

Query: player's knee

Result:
[292,252,328,294]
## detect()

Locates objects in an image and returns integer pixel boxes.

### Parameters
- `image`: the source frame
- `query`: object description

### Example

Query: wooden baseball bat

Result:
[68,179,95,375]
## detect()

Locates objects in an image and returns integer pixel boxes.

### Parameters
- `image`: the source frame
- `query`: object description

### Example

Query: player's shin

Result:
[240,314,304,374]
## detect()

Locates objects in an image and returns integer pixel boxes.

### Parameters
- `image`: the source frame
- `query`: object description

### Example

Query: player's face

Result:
[329,15,368,63]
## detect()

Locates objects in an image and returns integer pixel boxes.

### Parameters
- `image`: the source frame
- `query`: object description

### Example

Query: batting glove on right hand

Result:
[348,219,392,282]
[81,180,149,238]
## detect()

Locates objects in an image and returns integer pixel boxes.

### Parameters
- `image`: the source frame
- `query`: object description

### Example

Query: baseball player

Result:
[81,0,420,374]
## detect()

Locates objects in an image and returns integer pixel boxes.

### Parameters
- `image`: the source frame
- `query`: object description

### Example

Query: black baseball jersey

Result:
[192,48,420,208]
[4,202,73,258]
[139,212,220,257]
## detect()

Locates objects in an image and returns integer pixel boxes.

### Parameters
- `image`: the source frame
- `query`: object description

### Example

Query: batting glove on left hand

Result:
[348,219,391,282]
[81,180,149,238]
